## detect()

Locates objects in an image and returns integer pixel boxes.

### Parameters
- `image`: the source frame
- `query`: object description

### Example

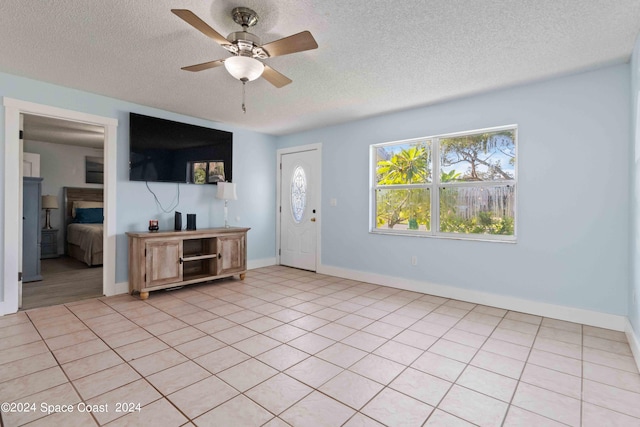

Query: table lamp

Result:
[216,182,237,228]
[41,195,59,229]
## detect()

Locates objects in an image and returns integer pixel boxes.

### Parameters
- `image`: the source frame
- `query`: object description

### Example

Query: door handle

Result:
[310,218,316,222]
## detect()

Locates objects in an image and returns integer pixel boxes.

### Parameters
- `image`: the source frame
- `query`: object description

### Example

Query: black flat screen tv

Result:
[129,113,232,184]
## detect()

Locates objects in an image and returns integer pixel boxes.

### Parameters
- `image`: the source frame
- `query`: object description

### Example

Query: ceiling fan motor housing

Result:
[231,7,259,28]
[225,31,267,58]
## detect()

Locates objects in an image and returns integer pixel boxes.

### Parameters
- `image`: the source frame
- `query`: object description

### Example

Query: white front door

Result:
[280,149,320,271]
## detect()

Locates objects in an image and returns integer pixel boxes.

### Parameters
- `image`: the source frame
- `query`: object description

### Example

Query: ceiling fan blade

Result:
[172,9,229,46]
[261,31,318,57]
[262,65,292,88]
[181,59,225,72]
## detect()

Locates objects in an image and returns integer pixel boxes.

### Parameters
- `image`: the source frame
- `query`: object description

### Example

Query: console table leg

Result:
[140,292,149,300]
[240,273,246,280]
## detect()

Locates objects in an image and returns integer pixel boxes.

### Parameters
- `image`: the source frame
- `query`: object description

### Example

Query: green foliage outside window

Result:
[374,129,516,237]
[193,164,206,184]
[376,143,431,230]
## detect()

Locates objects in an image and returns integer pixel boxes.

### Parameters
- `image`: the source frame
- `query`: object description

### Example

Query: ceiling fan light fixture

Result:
[224,56,264,82]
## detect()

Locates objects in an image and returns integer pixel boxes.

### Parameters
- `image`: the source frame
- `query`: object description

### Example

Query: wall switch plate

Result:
[330,198,337,206]
[411,255,418,266]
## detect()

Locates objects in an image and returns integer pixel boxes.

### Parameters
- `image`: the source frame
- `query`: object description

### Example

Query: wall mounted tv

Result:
[129,112,232,184]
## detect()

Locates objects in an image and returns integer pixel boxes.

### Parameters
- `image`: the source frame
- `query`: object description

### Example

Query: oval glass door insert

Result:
[291,166,307,223]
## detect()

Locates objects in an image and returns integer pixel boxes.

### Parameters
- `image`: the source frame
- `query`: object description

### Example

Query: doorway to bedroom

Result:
[20,114,105,309]
[2,97,118,316]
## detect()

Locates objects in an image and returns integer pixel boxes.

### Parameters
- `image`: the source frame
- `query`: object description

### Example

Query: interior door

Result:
[280,149,320,271]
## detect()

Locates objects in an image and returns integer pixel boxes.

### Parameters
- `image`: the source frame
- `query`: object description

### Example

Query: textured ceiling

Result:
[2,1,640,136]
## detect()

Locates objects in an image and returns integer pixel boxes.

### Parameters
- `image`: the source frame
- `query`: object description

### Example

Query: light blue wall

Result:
[0,64,634,318]
[630,35,640,338]
[0,72,277,285]
[278,65,631,315]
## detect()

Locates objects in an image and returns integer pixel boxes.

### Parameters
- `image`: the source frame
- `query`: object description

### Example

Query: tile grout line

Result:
[54,299,203,425]
[500,316,541,427]
[24,304,104,426]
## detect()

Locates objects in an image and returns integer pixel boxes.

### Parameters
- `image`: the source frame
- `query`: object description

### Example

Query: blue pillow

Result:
[74,208,103,224]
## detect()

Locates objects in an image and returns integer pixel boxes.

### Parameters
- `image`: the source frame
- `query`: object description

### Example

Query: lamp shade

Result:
[41,195,59,210]
[216,182,237,201]
[224,56,264,82]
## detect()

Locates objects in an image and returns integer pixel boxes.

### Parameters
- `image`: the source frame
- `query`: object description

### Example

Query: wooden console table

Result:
[127,227,249,300]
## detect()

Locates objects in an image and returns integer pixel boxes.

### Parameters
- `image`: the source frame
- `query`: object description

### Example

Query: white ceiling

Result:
[2,1,640,136]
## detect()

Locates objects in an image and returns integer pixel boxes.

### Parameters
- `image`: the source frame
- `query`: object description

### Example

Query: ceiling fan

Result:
[172,7,318,89]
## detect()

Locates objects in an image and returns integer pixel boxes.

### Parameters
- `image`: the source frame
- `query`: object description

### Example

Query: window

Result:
[371,125,517,241]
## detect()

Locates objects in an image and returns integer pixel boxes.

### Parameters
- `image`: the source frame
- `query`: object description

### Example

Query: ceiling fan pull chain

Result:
[242,80,247,114]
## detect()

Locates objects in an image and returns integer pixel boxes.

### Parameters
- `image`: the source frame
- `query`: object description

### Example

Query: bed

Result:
[63,187,104,266]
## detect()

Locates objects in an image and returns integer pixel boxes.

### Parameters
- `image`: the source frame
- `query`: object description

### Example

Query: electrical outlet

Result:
[411,255,418,266]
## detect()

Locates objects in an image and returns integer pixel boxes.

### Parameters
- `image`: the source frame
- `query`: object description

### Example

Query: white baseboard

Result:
[112,261,627,334]
[318,264,627,332]
[248,258,277,270]
[625,319,640,372]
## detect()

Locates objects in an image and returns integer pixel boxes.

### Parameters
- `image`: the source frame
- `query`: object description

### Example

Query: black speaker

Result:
[174,212,182,231]
[186,214,196,230]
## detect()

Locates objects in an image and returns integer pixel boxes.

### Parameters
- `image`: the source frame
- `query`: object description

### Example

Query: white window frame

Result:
[370,124,517,242]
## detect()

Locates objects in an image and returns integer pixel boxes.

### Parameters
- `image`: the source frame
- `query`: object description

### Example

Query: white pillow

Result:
[72,201,103,217]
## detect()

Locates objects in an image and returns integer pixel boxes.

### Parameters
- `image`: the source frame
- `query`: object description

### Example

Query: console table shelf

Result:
[127,227,249,300]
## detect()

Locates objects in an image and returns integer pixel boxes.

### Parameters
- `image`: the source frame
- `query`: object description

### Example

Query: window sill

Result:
[369,229,517,243]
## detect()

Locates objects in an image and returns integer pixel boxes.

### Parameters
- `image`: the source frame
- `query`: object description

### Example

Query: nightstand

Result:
[41,228,59,259]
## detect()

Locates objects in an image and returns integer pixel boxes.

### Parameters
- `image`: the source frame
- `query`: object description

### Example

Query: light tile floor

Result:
[0,266,639,426]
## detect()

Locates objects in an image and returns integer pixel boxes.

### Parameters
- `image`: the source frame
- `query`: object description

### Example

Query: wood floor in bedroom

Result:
[21,256,103,310]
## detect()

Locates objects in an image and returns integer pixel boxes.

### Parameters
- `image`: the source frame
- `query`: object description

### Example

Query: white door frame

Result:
[18,115,24,308]
[2,97,118,315]
[276,143,322,270]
